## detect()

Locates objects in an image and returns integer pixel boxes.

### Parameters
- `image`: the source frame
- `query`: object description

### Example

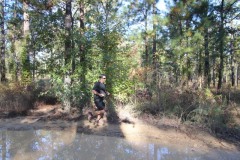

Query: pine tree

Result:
[0,0,6,82]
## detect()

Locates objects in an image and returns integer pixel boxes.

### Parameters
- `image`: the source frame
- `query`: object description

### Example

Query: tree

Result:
[78,0,86,85]
[202,1,211,88]
[152,0,158,83]
[63,0,73,111]
[216,0,239,89]
[192,0,214,88]
[0,0,6,82]
[166,0,196,86]
[9,0,20,81]
[21,0,31,84]
[217,0,225,90]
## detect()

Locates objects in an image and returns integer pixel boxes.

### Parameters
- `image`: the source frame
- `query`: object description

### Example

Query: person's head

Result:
[99,74,106,83]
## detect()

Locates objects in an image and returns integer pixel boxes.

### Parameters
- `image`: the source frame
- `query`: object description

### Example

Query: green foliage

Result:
[2,0,239,123]
[8,43,17,81]
[203,88,214,100]
[40,74,87,109]
[20,39,31,85]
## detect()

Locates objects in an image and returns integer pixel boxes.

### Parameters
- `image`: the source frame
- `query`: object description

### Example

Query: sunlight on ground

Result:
[21,117,40,123]
[116,105,239,152]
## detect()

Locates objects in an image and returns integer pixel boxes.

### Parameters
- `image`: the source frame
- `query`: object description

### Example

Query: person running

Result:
[88,74,110,124]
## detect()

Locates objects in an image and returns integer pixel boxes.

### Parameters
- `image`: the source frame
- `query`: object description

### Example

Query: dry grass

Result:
[133,85,240,141]
[0,83,34,115]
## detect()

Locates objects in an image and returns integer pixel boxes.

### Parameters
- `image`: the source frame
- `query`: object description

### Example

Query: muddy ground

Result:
[0,103,240,153]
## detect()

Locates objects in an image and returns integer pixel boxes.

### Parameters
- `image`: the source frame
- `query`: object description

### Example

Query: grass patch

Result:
[0,80,57,116]
[0,83,34,115]
[133,85,240,140]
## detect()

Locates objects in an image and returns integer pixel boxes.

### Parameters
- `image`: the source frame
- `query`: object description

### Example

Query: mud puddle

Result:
[0,118,240,160]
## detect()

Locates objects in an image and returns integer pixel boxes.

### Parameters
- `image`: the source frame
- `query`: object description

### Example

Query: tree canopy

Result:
[0,0,239,110]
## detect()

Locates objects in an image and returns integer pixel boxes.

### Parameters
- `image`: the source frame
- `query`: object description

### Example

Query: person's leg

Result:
[87,102,98,122]
[87,111,94,122]
[94,100,105,124]
[96,110,105,121]
[95,107,105,122]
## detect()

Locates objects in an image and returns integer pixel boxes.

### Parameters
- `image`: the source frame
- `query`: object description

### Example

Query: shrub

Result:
[133,85,237,133]
[0,83,34,114]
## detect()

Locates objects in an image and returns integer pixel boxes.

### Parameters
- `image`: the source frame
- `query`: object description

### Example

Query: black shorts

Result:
[94,99,105,110]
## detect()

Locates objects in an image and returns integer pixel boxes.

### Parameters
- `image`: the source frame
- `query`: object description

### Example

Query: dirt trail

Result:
[0,104,239,153]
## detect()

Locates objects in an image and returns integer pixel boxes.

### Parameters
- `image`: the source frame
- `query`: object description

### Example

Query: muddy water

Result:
[0,129,239,160]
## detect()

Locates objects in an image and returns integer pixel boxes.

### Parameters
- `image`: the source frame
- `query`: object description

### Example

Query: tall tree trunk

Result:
[143,2,149,83]
[21,0,31,83]
[217,0,224,90]
[65,0,72,66]
[79,1,84,31]
[144,2,148,67]
[204,27,210,87]
[13,0,19,81]
[79,0,86,85]
[63,0,73,112]
[0,0,6,82]
[152,0,157,83]
[186,20,191,85]
[23,1,29,36]
[236,64,239,86]
[32,50,36,81]
[198,49,203,89]
[212,58,216,87]
[230,33,235,86]
[212,45,217,87]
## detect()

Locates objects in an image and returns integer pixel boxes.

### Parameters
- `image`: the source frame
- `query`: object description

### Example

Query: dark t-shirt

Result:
[92,81,106,100]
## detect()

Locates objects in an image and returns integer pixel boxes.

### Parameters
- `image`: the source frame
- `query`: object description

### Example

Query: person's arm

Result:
[92,90,99,96]
[92,82,100,96]
[92,90,104,97]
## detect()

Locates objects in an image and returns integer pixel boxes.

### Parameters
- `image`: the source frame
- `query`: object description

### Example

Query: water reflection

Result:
[0,129,239,160]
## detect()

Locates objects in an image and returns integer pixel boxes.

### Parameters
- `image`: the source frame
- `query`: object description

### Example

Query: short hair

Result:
[99,74,106,78]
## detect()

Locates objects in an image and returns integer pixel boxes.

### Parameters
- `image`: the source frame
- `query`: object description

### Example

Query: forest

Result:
[0,0,240,139]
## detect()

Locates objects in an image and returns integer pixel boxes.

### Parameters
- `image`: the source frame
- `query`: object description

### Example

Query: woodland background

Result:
[0,0,240,137]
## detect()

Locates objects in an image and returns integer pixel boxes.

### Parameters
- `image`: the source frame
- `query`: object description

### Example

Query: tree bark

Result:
[236,64,239,86]
[198,49,203,89]
[79,0,86,84]
[204,27,210,87]
[152,0,157,83]
[144,2,148,66]
[13,0,19,81]
[217,0,224,90]
[0,0,6,82]
[23,1,29,36]
[65,0,73,65]
[212,57,216,87]
[230,33,235,86]
[63,0,73,112]
[21,0,31,83]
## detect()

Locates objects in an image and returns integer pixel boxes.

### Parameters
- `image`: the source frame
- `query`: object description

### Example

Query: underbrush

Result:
[0,80,60,116]
[0,83,35,115]
[133,86,240,140]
